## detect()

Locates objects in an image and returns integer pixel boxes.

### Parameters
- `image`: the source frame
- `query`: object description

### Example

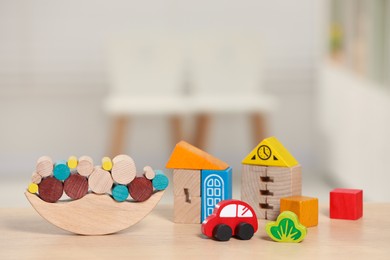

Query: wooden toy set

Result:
[26,155,168,235]
[201,136,362,242]
[166,141,232,223]
[25,136,363,241]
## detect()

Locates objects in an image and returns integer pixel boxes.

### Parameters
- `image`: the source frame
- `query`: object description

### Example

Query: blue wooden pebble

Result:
[112,184,129,202]
[53,160,70,181]
[152,170,169,191]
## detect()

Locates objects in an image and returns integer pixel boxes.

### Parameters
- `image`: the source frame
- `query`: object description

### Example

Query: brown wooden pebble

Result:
[38,176,63,203]
[111,154,136,185]
[88,167,113,194]
[128,177,153,202]
[36,156,53,178]
[77,156,94,177]
[31,172,42,184]
[64,174,89,200]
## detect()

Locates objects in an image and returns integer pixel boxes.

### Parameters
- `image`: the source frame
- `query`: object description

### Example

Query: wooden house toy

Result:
[330,188,363,220]
[166,141,232,223]
[241,136,302,220]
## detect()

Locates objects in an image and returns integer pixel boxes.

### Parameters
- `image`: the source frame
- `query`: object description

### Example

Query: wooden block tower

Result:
[241,137,301,220]
[166,141,232,223]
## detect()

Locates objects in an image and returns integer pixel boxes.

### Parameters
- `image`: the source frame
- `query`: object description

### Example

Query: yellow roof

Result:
[242,136,298,167]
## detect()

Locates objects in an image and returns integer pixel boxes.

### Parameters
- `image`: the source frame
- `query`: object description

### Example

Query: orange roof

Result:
[166,141,229,170]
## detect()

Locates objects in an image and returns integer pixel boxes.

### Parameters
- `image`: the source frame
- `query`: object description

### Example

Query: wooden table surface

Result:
[1,203,390,259]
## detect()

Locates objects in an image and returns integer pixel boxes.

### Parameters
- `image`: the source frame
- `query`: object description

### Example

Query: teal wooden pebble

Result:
[152,170,169,190]
[53,160,70,181]
[112,184,129,202]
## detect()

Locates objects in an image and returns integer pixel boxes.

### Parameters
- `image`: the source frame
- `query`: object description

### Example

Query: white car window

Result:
[237,205,253,217]
[220,204,237,217]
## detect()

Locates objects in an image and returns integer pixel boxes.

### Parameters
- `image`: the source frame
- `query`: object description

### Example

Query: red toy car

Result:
[201,200,258,241]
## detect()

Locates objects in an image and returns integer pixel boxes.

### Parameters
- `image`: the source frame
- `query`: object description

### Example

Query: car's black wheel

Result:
[213,224,232,241]
[235,222,254,240]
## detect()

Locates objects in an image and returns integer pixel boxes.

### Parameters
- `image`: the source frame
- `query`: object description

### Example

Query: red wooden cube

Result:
[330,188,363,220]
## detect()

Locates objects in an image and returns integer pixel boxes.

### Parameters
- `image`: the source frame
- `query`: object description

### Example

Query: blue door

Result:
[204,174,224,218]
[201,167,232,222]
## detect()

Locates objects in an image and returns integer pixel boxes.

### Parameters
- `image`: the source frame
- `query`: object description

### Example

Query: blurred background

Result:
[1,0,389,207]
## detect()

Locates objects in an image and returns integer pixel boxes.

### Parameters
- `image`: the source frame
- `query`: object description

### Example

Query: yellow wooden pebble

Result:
[102,157,113,171]
[67,156,78,169]
[28,183,39,194]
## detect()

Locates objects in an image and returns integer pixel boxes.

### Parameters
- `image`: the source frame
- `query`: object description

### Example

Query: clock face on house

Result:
[257,145,271,160]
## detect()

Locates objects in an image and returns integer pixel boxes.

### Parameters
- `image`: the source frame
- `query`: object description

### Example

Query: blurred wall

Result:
[318,64,390,201]
[0,1,322,180]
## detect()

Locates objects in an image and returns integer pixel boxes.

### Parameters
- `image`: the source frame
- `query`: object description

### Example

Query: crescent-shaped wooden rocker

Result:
[25,190,165,235]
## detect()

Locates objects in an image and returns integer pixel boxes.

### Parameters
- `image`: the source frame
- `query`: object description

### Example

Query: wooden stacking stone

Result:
[152,170,169,191]
[38,176,64,203]
[102,157,113,171]
[111,154,136,185]
[36,156,53,178]
[53,160,71,181]
[88,167,114,194]
[128,177,153,202]
[112,184,129,202]
[31,172,42,184]
[77,156,94,177]
[28,183,39,194]
[143,166,156,180]
[67,156,78,169]
[64,174,89,200]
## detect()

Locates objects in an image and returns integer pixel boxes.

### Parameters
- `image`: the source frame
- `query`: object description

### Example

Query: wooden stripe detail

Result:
[36,156,53,178]
[173,169,200,197]
[241,165,265,219]
[88,167,113,194]
[77,156,94,177]
[174,196,201,223]
[128,177,153,202]
[241,164,302,220]
[38,176,64,203]
[64,174,89,200]
[111,154,136,185]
